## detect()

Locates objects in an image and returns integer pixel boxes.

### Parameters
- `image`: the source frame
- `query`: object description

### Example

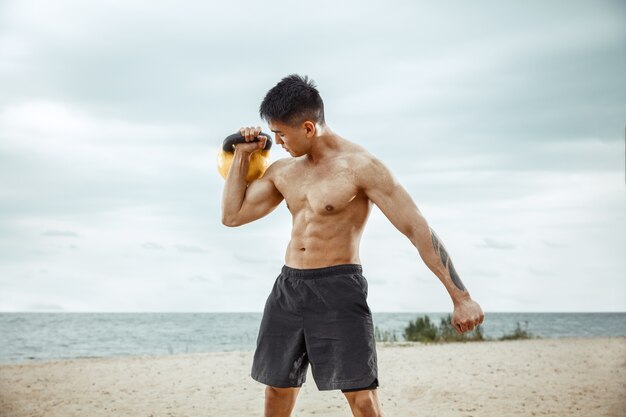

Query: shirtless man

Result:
[221,74,484,417]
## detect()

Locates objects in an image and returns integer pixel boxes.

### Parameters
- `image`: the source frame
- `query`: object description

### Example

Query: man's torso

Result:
[270,140,374,268]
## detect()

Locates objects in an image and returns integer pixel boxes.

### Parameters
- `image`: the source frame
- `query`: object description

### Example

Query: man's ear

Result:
[303,120,316,138]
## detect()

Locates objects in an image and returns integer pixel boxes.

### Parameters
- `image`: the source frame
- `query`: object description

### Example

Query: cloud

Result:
[41,230,80,237]
[187,275,212,284]
[526,266,556,277]
[142,242,165,250]
[222,272,253,281]
[469,268,502,279]
[541,240,569,249]
[232,253,271,265]
[26,303,66,312]
[174,244,207,254]
[475,238,517,250]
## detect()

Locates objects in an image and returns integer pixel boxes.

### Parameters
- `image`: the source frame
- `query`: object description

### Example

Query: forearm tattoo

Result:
[430,228,466,292]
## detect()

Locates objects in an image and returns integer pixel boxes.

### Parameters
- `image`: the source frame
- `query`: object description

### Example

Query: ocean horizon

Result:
[1,312,625,365]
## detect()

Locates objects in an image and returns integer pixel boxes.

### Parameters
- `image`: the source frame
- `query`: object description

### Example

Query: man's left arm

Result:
[357,155,484,333]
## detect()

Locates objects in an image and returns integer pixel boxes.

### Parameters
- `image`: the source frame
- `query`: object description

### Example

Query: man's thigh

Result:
[299,269,379,391]
[251,272,309,388]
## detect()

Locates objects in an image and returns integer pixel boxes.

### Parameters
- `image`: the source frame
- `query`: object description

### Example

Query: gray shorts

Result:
[251,264,379,391]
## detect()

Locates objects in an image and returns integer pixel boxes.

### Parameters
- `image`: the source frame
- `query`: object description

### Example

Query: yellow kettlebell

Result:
[217,132,273,182]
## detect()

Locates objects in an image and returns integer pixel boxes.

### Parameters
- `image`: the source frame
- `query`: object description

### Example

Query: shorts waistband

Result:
[281,263,363,279]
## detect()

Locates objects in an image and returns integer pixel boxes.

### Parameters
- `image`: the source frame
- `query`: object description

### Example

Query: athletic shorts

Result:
[251,263,379,392]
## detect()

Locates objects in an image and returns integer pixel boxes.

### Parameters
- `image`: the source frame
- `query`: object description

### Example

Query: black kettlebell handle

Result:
[222,132,273,152]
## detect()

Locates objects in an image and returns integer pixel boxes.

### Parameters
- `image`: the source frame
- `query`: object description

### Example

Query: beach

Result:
[1,337,624,417]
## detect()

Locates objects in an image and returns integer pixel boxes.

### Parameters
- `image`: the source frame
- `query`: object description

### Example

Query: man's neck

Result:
[306,125,340,164]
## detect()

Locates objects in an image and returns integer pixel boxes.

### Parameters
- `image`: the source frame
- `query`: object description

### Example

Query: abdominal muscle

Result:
[284,200,371,269]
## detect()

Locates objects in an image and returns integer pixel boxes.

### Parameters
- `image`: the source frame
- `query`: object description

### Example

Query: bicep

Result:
[235,166,284,225]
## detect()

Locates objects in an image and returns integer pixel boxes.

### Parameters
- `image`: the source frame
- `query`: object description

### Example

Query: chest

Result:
[275,162,361,215]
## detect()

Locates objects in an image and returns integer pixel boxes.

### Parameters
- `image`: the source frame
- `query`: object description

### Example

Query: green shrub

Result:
[498,321,535,340]
[398,315,537,344]
[374,325,399,342]
[403,314,485,343]
[404,315,438,342]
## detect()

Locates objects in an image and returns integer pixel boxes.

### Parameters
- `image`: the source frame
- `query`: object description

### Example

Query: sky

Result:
[0,0,624,313]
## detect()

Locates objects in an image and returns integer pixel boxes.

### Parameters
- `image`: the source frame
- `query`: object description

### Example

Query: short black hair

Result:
[259,74,325,127]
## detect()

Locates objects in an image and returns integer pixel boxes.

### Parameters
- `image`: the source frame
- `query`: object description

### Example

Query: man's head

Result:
[259,74,326,157]
[259,74,325,128]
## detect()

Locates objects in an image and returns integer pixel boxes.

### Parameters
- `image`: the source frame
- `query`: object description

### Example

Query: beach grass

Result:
[374,314,537,344]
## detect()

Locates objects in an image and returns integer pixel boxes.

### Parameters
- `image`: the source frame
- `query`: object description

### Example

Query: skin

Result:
[221,119,484,417]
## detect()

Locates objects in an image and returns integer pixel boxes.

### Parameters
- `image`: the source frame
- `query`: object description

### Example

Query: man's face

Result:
[268,120,308,157]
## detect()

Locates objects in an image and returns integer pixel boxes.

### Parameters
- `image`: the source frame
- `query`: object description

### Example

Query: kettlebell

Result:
[217,132,273,182]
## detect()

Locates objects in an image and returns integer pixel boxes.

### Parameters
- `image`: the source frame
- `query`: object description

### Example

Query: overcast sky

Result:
[1,0,624,313]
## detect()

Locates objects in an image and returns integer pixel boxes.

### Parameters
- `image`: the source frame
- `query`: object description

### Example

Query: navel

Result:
[300,247,306,252]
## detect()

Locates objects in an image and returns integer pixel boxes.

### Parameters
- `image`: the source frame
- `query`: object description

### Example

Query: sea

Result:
[1,312,624,365]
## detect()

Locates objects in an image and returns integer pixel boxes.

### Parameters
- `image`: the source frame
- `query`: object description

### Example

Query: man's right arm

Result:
[221,147,284,227]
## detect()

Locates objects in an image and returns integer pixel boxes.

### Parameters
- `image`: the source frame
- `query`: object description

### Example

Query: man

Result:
[221,74,484,417]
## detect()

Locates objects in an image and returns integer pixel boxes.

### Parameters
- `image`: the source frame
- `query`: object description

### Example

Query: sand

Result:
[1,337,624,417]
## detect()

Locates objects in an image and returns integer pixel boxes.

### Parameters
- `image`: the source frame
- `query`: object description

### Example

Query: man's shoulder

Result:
[340,142,393,189]
[264,157,294,177]
[341,143,379,172]
[268,157,292,168]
